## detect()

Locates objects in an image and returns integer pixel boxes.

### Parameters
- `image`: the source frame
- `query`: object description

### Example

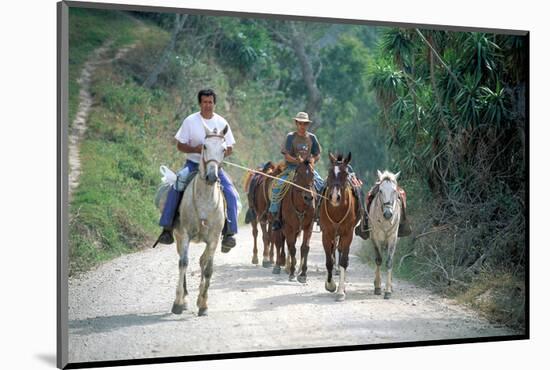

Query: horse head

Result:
[294,156,316,206]
[327,152,351,207]
[201,124,228,185]
[377,169,400,220]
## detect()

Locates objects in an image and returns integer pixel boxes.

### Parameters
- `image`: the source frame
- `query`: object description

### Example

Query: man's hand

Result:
[224,146,233,157]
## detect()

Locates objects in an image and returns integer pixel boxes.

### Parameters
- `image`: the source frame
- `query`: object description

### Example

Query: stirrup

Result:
[221,234,236,253]
[244,208,256,224]
[152,229,174,248]
[398,222,412,237]
[354,225,369,240]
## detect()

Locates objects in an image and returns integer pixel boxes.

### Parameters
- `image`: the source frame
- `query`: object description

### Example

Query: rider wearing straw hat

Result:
[269,112,324,231]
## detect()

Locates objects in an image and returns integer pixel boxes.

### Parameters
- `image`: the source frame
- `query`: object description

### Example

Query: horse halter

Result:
[379,179,397,215]
[201,132,226,169]
[293,161,315,203]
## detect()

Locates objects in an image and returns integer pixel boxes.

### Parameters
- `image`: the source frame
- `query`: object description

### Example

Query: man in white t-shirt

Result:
[157,89,239,252]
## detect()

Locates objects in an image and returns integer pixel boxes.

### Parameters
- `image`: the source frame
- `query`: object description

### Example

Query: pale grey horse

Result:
[368,170,402,299]
[164,123,228,316]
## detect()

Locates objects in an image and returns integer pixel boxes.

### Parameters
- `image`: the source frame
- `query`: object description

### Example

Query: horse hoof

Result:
[374,288,382,295]
[336,293,346,302]
[325,281,337,293]
[171,303,186,315]
[384,292,391,299]
[262,260,272,268]
[289,274,296,281]
[252,256,259,265]
[198,308,208,316]
[297,275,307,284]
[272,265,281,274]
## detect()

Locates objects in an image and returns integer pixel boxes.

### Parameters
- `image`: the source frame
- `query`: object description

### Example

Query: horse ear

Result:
[329,152,336,163]
[345,152,352,165]
[395,171,401,180]
[203,122,212,136]
[222,124,229,136]
[377,169,383,179]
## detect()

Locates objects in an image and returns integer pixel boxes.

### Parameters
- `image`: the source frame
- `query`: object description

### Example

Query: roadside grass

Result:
[68,8,138,127]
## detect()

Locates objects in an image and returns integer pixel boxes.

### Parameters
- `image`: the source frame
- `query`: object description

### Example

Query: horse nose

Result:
[206,173,217,184]
[383,210,392,219]
[304,194,313,203]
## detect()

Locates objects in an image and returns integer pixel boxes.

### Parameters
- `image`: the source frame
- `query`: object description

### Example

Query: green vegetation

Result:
[68,8,526,329]
[69,8,136,126]
[361,29,526,329]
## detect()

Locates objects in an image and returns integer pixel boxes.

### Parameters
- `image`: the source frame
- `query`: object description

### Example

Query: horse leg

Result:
[384,237,397,299]
[372,240,383,296]
[333,243,340,276]
[251,218,259,265]
[297,226,313,283]
[196,241,216,316]
[260,222,272,268]
[172,232,190,314]
[268,223,275,264]
[272,230,284,274]
[335,234,352,302]
[286,234,298,281]
[323,231,336,293]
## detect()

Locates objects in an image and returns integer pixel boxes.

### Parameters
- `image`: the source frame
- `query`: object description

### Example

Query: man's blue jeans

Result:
[159,160,239,235]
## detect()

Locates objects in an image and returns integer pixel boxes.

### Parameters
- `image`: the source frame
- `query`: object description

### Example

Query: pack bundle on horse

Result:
[272,158,316,283]
[244,161,284,267]
[319,152,360,301]
[157,123,228,316]
[368,170,406,299]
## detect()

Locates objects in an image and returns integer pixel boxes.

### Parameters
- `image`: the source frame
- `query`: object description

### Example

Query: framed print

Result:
[57,1,528,368]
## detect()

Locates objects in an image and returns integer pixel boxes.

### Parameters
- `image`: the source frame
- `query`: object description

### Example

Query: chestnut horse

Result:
[319,152,359,301]
[272,159,316,282]
[246,162,284,267]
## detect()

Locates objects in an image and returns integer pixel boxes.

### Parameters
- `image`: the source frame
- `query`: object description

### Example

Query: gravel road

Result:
[68,224,518,364]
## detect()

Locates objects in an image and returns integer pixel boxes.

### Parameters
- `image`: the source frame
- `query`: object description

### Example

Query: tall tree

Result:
[263,20,324,130]
[143,14,187,89]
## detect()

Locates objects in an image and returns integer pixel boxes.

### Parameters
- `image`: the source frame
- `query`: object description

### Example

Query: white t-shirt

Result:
[174,112,236,163]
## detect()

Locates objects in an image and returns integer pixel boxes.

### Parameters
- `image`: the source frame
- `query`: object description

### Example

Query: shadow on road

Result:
[69,311,185,335]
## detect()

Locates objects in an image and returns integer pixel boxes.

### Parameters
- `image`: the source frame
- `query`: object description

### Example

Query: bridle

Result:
[379,179,398,223]
[322,162,353,233]
[288,162,315,229]
[200,132,226,179]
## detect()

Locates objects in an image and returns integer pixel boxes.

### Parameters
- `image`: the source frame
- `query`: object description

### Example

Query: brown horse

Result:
[246,162,284,267]
[319,152,359,301]
[272,158,316,282]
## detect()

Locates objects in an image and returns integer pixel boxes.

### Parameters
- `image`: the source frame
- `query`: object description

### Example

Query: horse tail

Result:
[243,171,254,193]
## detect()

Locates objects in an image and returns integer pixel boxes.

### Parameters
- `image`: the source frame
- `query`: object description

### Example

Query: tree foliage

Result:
[369,28,527,281]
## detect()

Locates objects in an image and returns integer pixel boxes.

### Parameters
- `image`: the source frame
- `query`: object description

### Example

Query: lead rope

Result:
[322,187,353,237]
[223,160,329,201]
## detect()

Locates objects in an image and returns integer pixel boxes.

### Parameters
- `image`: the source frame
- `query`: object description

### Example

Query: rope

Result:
[223,160,329,201]
[323,187,353,226]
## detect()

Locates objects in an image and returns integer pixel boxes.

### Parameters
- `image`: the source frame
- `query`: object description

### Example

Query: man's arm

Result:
[177,141,202,154]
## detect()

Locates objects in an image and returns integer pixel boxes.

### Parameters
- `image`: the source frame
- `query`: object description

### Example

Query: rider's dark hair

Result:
[198,89,217,104]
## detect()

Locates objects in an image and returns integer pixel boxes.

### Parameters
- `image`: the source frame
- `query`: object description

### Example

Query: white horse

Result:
[369,170,402,299]
[170,123,228,316]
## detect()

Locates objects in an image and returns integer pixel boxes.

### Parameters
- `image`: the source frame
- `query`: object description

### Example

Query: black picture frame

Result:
[57,1,529,369]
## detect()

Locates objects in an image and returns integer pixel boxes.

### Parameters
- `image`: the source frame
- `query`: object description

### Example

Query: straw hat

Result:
[294,112,312,123]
